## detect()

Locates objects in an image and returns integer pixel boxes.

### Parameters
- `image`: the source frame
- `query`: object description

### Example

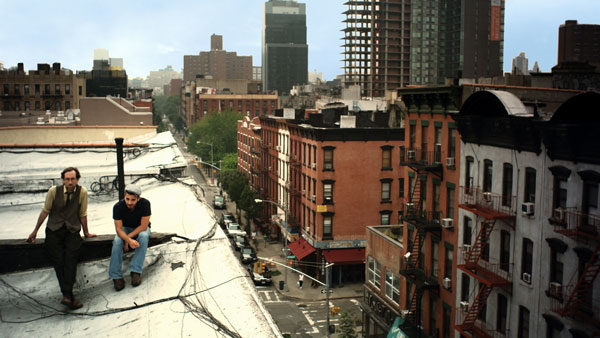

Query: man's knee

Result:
[112,236,124,249]
[137,230,150,244]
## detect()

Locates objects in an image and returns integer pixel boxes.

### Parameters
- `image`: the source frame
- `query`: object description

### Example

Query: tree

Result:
[238,185,262,233]
[221,171,248,209]
[186,110,242,164]
[221,153,238,172]
[338,311,359,338]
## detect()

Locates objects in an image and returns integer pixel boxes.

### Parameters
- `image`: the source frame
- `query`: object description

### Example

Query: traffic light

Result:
[259,263,265,274]
[253,262,259,273]
[288,259,293,266]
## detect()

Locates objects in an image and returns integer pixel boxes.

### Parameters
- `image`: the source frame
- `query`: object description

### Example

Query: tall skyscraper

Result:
[262,0,308,95]
[512,52,529,75]
[343,0,505,97]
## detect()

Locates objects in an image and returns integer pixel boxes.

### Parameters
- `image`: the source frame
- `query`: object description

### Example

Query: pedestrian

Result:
[27,167,96,310]
[109,184,152,291]
[298,273,304,289]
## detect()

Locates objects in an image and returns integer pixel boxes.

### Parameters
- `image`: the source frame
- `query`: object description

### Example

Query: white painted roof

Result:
[487,90,532,117]
[0,131,281,337]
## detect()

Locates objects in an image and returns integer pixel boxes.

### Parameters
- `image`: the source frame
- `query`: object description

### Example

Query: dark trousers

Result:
[45,226,82,298]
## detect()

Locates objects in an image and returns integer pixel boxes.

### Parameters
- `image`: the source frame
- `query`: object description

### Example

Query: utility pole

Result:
[325,262,333,337]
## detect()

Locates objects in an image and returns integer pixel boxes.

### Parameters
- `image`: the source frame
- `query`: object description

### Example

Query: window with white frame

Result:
[368,256,381,289]
[385,270,400,303]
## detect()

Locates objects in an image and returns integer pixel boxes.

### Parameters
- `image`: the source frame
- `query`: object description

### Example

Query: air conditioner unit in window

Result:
[522,272,532,284]
[553,208,565,222]
[311,163,316,169]
[549,282,562,295]
[483,192,492,202]
[522,202,535,216]
[405,202,414,212]
[442,277,452,289]
[403,252,411,263]
[312,195,316,202]
[407,150,416,160]
[460,301,469,311]
[446,157,455,167]
[462,244,472,259]
[441,218,454,228]
[302,190,306,196]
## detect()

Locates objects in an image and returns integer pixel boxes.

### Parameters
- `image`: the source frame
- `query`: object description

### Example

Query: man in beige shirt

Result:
[27,167,96,310]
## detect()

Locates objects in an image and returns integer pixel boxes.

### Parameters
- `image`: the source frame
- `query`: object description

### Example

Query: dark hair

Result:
[61,167,81,179]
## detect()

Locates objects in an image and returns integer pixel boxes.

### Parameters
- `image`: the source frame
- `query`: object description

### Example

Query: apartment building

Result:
[0,62,84,112]
[452,90,600,338]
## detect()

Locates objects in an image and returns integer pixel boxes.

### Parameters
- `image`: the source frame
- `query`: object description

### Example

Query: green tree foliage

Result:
[220,170,248,207]
[338,311,359,338]
[239,185,262,233]
[154,95,180,128]
[220,153,238,172]
[187,110,242,164]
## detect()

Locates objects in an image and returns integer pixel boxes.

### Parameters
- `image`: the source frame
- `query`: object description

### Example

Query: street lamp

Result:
[255,198,289,292]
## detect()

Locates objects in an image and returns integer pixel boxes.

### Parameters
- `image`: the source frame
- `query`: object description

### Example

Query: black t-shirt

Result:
[113,198,151,228]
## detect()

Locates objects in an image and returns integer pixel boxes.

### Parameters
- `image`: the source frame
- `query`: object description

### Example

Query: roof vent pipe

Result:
[115,137,125,200]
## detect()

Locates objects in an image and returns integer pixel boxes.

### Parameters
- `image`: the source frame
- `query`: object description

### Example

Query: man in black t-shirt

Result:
[108,184,151,291]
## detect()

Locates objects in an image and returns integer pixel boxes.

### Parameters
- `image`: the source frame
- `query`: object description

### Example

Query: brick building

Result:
[0,62,85,112]
[239,107,404,285]
[196,93,278,122]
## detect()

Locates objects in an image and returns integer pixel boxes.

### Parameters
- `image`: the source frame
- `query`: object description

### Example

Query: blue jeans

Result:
[109,227,150,279]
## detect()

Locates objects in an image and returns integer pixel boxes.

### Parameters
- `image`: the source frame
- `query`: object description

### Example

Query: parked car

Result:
[240,246,257,264]
[232,235,248,251]
[213,195,225,209]
[220,213,235,230]
[226,223,245,238]
[247,265,272,285]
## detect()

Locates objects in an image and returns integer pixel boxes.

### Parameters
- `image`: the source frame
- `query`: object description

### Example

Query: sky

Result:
[1,0,599,81]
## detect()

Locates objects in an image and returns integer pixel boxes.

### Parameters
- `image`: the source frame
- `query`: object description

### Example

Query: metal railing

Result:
[552,208,600,241]
[459,186,516,218]
[458,245,513,283]
[400,148,443,168]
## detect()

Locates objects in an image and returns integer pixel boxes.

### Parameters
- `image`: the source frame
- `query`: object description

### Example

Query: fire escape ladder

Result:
[461,284,492,330]
[406,286,424,325]
[562,245,600,316]
[408,171,422,217]
[465,218,496,265]
[408,230,425,268]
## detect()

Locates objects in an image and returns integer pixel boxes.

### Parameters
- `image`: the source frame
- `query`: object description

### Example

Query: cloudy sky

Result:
[1,0,598,80]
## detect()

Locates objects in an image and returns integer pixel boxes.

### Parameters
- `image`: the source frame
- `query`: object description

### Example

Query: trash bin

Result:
[279,281,285,290]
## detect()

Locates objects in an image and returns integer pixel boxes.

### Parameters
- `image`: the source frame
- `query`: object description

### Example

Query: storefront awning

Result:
[322,248,365,265]
[288,237,316,261]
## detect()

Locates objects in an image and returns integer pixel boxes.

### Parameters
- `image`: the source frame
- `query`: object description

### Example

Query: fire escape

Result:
[549,208,600,332]
[456,187,515,338]
[398,147,443,334]
[287,153,302,234]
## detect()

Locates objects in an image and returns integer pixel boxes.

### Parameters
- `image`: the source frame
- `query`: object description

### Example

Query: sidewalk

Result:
[221,200,363,302]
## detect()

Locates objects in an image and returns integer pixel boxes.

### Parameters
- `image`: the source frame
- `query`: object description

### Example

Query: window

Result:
[78,85,82,96]
[554,178,568,209]
[323,182,333,204]
[502,163,513,207]
[44,84,50,94]
[446,186,455,220]
[323,215,332,238]
[432,240,439,278]
[55,101,61,111]
[583,180,599,215]
[380,211,391,225]
[384,270,400,302]
[409,124,416,149]
[500,230,510,272]
[442,303,451,338]
[522,239,533,280]
[323,148,334,170]
[434,126,442,163]
[44,101,51,110]
[65,101,70,109]
[518,306,530,338]
[524,167,536,203]
[465,156,474,192]
[448,128,456,158]
[65,84,70,95]
[497,293,508,334]
[381,147,392,169]
[381,181,391,201]
[14,102,20,111]
[55,84,60,95]
[14,84,20,95]
[433,182,441,217]
[463,216,473,245]
[429,296,438,336]
[24,84,30,95]
[2,84,8,94]
[399,178,405,198]
[550,248,564,284]
[483,160,493,192]
[24,101,29,111]
[35,101,40,111]
[444,243,453,279]
[368,257,381,288]
[461,272,470,301]
[35,84,40,95]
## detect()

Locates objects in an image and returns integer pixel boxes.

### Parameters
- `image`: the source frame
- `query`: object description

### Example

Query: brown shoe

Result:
[69,298,83,310]
[131,272,142,287]
[113,278,125,291]
[60,296,72,306]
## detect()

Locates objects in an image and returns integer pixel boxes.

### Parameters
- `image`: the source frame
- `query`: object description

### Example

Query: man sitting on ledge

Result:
[109,184,151,291]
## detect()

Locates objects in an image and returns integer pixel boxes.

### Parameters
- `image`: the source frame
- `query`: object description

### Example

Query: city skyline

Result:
[1,0,598,81]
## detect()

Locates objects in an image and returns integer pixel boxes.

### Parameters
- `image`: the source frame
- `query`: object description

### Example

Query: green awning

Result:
[387,317,410,338]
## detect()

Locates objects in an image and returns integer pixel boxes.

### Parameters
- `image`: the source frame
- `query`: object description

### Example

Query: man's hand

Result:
[84,232,97,239]
[26,231,37,243]
[124,239,140,252]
